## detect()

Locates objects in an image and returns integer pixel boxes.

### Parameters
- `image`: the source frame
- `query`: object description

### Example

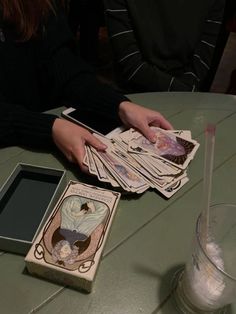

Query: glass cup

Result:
[173,203,236,313]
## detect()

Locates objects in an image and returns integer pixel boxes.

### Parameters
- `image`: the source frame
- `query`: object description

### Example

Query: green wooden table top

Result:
[0,92,236,314]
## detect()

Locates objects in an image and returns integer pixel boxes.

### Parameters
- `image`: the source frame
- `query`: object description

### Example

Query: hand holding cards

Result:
[83,127,199,198]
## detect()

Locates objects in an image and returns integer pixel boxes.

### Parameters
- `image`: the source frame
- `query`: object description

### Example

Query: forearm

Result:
[0,101,57,148]
[63,74,128,121]
[104,0,197,92]
[180,0,225,90]
[46,30,128,121]
[118,56,198,92]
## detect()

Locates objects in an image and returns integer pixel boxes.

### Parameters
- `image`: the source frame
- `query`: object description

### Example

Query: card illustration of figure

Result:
[97,150,148,191]
[50,195,108,266]
[129,127,199,169]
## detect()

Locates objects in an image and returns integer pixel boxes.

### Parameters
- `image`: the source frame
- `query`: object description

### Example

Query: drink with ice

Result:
[174,203,236,313]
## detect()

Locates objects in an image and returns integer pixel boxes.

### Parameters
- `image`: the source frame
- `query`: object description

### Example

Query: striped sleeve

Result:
[104,0,182,91]
[104,0,225,92]
[180,0,225,90]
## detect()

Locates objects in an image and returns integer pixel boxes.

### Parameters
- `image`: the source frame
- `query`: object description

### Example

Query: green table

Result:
[0,92,236,314]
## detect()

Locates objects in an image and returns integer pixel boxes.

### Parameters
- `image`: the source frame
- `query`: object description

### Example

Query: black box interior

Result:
[0,170,61,242]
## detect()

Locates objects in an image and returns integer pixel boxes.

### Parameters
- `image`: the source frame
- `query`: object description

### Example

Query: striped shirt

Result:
[104,0,225,92]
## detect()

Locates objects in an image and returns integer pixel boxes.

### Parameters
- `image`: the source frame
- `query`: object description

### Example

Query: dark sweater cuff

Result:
[64,76,129,121]
[11,111,57,148]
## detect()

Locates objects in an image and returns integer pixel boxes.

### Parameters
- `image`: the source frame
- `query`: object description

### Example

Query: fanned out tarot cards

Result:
[83,127,200,198]
[25,181,121,292]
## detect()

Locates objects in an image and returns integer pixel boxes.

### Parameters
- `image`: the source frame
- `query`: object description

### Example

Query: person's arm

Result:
[174,0,226,91]
[43,3,173,170]
[52,101,173,171]
[104,0,194,91]
[48,43,173,169]
[0,93,107,172]
[0,93,57,148]
[104,0,225,92]
[42,2,128,122]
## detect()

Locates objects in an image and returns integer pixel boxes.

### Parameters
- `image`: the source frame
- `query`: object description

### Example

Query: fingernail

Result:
[98,144,107,151]
[150,135,156,143]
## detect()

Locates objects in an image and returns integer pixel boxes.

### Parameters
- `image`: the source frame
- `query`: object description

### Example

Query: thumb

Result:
[138,124,157,143]
[85,133,107,151]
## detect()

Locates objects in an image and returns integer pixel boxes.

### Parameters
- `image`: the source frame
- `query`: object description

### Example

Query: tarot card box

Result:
[0,163,66,255]
[25,181,121,292]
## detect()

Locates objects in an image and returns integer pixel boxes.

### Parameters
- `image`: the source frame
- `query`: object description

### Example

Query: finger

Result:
[138,116,173,142]
[80,163,90,174]
[85,133,107,151]
[137,123,157,143]
[73,147,90,173]
[67,152,89,176]
[157,115,173,130]
[149,115,173,130]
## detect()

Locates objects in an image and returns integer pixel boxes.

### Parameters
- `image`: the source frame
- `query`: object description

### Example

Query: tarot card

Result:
[85,146,98,176]
[95,149,149,193]
[167,130,192,140]
[83,151,89,166]
[160,176,189,198]
[111,144,154,188]
[103,151,149,193]
[128,127,199,169]
[144,155,182,176]
[25,181,121,292]
[138,154,178,176]
[93,150,131,191]
[112,129,133,145]
[118,150,169,186]
[112,137,166,177]
[130,129,192,141]
[112,131,180,176]
[90,148,120,187]
[93,132,113,147]
[91,153,109,182]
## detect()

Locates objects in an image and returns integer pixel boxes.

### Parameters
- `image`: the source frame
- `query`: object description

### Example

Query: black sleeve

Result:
[43,2,128,121]
[50,45,128,120]
[0,1,128,148]
[0,93,57,148]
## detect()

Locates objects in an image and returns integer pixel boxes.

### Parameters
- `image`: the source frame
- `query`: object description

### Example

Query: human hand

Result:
[118,101,173,143]
[52,118,107,172]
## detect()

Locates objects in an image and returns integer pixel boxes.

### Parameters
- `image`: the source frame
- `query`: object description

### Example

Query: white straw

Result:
[201,124,216,246]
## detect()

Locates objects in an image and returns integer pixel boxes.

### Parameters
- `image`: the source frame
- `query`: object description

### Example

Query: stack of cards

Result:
[83,127,199,198]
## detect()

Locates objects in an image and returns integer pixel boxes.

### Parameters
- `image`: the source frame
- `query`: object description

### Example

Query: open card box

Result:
[25,181,121,292]
[0,163,66,255]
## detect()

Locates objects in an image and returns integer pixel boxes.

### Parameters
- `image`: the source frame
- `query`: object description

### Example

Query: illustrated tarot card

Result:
[95,149,149,193]
[128,127,199,169]
[25,181,121,292]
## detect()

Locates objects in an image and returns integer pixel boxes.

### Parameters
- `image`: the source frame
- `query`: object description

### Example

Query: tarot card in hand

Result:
[95,149,149,193]
[128,127,199,169]
[83,129,199,197]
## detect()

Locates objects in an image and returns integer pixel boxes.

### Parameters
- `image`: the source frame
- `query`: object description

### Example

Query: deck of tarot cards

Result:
[83,127,200,198]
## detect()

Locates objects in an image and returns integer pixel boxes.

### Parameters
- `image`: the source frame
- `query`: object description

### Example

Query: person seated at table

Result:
[0,0,172,173]
[104,0,225,93]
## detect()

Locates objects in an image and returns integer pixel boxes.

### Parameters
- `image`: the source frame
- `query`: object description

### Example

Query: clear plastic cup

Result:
[173,203,236,313]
